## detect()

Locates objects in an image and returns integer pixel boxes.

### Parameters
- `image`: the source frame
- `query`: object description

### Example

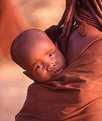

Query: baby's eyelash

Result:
[35,63,43,70]
[37,64,42,68]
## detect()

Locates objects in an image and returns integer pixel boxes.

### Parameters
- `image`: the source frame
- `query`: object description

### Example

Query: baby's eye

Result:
[36,63,43,69]
[49,51,55,57]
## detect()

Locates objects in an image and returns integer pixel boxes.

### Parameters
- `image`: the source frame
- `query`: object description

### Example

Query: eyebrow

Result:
[45,49,54,55]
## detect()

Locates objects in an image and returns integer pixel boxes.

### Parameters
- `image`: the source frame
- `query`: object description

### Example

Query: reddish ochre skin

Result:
[11,0,102,121]
[15,25,102,121]
[25,31,66,82]
[11,29,66,82]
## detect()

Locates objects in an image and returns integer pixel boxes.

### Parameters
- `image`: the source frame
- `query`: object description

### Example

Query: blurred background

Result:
[0,0,65,121]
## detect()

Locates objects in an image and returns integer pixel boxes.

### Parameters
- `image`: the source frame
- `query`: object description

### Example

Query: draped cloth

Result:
[15,0,102,120]
[15,23,102,121]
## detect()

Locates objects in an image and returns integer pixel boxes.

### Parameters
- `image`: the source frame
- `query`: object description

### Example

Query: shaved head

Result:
[10,29,53,70]
[11,29,66,82]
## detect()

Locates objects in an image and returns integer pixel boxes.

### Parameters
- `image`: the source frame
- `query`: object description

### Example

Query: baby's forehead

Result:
[24,30,52,43]
[26,32,54,46]
[15,29,55,54]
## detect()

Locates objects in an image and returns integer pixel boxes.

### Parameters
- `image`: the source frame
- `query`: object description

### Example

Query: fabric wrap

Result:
[15,23,102,121]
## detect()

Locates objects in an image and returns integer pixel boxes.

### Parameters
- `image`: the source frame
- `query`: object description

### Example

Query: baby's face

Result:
[27,37,66,82]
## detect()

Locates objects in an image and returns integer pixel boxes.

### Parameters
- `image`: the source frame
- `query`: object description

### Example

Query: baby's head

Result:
[10,29,66,82]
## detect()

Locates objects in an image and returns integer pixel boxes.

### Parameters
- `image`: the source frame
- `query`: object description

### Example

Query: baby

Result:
[10,29,66,82]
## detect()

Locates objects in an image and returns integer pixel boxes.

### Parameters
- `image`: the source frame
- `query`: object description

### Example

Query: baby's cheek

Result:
[41,71,52,81]
[34,70,52,82]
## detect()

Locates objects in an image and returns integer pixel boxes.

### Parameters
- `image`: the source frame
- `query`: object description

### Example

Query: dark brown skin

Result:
[11,29,66,82]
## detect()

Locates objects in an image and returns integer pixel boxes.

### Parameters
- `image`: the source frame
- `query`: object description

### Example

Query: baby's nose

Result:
[47,62,55,71]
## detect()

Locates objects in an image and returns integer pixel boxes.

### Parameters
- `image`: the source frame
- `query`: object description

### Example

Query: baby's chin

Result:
[49,68,64,81]
[35,75,54,83]
[35,68,64,82]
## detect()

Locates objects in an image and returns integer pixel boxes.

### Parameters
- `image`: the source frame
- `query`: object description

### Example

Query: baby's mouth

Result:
[53,67,63,77]
[49,67,64,81]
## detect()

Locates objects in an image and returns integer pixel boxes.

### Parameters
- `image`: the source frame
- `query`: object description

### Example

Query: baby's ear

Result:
[23,71,34,81]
